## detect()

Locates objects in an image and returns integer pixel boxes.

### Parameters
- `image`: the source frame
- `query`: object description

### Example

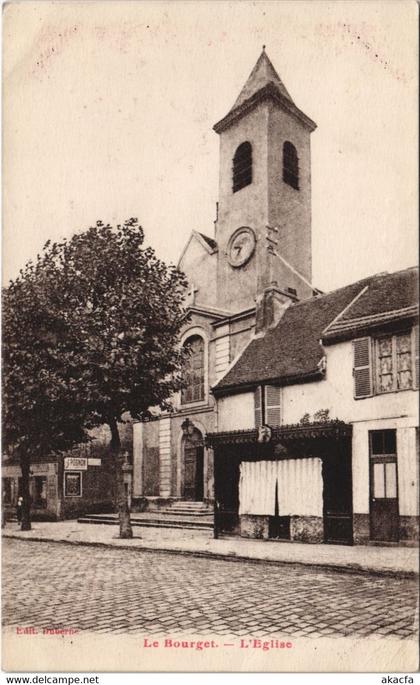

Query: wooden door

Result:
[369,430,399,542]
[323,444,353,545]
[370,456,399,542]
[214,449,240,534]
[184,444,196,500]
[183,430,204,501]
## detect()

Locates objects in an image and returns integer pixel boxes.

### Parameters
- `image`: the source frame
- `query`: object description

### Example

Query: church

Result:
[131,48,419,546]
[132,47,317,509]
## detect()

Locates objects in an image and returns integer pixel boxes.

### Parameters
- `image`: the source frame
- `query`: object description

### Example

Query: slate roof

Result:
[213,49,316,134]
[232,50,294,111]
[213,267,418,395]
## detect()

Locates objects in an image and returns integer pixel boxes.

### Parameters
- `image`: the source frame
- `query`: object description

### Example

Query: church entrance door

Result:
[183,428,204,501]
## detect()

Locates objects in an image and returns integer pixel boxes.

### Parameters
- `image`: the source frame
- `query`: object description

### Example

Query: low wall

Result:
[239,514,324,543]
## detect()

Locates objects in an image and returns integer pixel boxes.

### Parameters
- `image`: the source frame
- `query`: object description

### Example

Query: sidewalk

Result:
[2,519,418,577]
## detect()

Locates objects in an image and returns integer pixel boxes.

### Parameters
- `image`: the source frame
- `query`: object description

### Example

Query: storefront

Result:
[2,454,113,521]
[207,420,353,545]
[2,460,58,520]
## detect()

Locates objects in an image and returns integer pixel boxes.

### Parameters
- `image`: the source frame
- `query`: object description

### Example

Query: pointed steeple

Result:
[214,47,316,134]
[232,47,294,111]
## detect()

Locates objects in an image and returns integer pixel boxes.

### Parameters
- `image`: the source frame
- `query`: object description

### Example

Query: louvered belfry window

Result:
[283,141,299,190]
[233,142,252,193]
[181,335,205,404]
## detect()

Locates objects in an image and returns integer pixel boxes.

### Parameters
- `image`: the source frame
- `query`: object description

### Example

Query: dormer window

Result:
[283,141,299,190]
[233,142,252,193]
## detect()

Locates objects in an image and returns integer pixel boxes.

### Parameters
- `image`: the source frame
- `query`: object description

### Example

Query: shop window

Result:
[64,472,82,497]
[2,478,13,505]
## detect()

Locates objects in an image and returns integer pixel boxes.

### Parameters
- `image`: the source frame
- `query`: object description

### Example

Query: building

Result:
[209,267,419,545]
[132,48,419,546]
[132,48,317,511]
[2,422,132,521]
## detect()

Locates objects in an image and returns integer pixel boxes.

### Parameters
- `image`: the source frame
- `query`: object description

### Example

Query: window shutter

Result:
[265,385,281,426]
[413,325,419,388]
[254,386,262,427]
[353,337,372,398]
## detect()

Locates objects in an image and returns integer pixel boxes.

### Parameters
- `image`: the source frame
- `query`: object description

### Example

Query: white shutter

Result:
[353,337,372,398]
[413,325,419,388]
[265,385,281,426]
[254,386,262,427]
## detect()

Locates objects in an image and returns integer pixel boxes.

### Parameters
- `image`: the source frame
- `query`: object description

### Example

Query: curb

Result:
[3,532,418,580]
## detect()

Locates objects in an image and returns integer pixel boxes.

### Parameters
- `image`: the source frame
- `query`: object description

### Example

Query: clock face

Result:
[227,227,256,268]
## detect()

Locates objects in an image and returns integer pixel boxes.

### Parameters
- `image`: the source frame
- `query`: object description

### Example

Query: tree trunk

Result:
[19,453,32,531]
[56,456,65,521]
[109,417,133,539]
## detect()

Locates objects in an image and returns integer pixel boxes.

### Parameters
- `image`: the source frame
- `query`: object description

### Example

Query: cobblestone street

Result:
[2,539,418,639]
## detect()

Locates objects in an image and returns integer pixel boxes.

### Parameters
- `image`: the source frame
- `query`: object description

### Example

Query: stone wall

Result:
[240,514,269,539]
[239,514,324,543]
[290,516,323,543]
[353,514,370,545]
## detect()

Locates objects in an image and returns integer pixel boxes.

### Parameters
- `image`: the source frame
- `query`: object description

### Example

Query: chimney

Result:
[255,282,297,335]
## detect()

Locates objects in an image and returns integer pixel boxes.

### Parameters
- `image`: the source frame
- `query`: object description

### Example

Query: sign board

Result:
[64,457,87,471]
[30,463,50,474]
[88,458,102,467]
[64,472,82,497]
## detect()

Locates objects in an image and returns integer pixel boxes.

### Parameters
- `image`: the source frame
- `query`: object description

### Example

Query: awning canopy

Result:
[205,420,352,448]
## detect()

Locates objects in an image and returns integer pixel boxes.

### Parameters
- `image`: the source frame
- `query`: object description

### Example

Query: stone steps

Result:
[165,502,213,516]
[160,507,213,516]
[78,512,213,532]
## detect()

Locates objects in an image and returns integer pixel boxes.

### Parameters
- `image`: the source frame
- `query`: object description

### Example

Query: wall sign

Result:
[88,458,102,467]
[30,463,50,474]
[64,471,82,497]
[64,457,87,471]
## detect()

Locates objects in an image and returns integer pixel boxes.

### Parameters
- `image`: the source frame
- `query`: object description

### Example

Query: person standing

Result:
[16,496,23,524]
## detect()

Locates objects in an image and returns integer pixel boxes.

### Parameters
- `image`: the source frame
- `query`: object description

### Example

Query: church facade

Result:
[131,49,419,546]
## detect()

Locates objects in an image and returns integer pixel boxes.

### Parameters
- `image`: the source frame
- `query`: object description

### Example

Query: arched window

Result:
[181,335,205,404]
[283,141,299,190]
[232,141,252,193]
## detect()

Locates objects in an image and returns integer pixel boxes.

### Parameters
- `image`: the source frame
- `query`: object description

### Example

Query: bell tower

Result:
[213,48,317,312]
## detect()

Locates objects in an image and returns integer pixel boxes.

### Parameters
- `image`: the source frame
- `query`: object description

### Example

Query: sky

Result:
[3,0,418,292]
